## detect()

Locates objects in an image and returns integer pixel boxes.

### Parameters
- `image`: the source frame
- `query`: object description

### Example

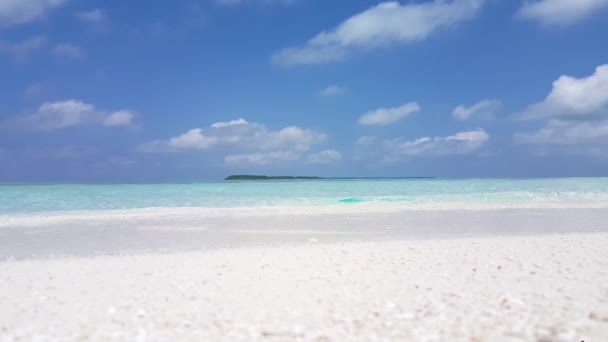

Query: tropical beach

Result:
[3,0,608,340]
[2,179,608,340]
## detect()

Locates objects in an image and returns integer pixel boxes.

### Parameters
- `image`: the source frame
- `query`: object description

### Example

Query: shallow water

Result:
[1,178,608,214]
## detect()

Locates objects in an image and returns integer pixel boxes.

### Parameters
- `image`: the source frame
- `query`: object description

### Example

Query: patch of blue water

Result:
[1,178,608,214]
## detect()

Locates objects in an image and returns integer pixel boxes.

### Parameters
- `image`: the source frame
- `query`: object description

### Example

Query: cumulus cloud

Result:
[0,0,67,29]
[20,100,136,130]
[514,120,608,145]
[52,43,86,60]
[103,110,135,127]
[385,129,490,157]
[518,65,608,120]
[25,100,95,130]
[307,149,342,164]
[318,85,347,97]
[452,99,501,121]
[272,0,484,65]
[514,119,608,158]
[355,129,489,161]
[518,0,608,26]
[138,119,327,154]
[514,64,608,156]
[0,36,46,62]
[260,126,327,151]
[358,102,420,126]
[225,151,300,165]
[168,129,219,150]
[211,118,249,128]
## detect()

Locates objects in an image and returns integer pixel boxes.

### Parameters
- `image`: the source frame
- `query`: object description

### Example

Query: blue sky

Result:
[1,0,608,181]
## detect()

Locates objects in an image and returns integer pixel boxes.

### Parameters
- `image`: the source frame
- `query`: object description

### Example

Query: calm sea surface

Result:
[1,178,608,214]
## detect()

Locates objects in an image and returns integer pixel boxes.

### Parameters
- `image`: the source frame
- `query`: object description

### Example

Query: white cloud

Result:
[272,0,484,65]
[269,126,327,151]
[0,36,46,62]
[518,64,608,120]
[21,100,136,130]
[358,102,420,126]
[307,149,342,164]
[514,120,608,145]
[514,64,608,156]
[103,111,134,127]
[385,129,489,157]
[211,118,249,128]
[26,100,95,130]
[53,43,86,60]
[168,129,219,150]
[518,0,608,26]
[319,85,347,97]
[452,99,500,120]
[356,136,377,146]
[139,119,327,154]
[225,151,300,165]
[0,0,67,29]
[77,9,105,23]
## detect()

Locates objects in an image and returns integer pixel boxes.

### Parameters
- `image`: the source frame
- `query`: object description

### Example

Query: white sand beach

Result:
[1,206,608,341]
[4,0,608,337]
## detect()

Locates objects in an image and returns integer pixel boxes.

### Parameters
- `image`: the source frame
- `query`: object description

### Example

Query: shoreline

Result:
[2,205,608,261]
[3,201,608,227]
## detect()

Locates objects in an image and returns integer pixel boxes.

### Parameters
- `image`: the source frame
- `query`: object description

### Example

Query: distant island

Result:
[225,175,324,180]
[225,175,437,181]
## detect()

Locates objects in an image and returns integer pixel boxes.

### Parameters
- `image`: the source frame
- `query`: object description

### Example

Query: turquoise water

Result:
[1,178,608,214]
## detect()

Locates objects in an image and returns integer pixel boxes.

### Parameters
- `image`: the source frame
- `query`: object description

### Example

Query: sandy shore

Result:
[1,233,608,341]
[2,205,608,341]
[2,206,608,260]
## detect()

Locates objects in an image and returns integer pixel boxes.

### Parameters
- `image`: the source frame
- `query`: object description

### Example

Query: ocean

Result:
[1,178,608,214]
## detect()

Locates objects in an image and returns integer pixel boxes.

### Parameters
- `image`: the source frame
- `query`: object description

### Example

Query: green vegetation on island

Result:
[225,175,323,181]
[225,175,438,181]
